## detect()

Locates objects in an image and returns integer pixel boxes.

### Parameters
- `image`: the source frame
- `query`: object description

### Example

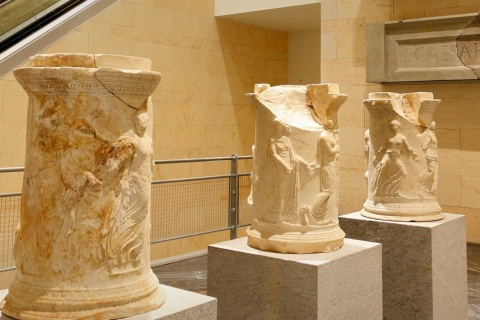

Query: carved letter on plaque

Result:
[246,83,348,254]
[362,92,445,222]
[2,54,164,319]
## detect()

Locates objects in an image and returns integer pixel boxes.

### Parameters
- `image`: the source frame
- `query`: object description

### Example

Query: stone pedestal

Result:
[207,237,382,320]
[339,212,468,320]
[0,286,217,320]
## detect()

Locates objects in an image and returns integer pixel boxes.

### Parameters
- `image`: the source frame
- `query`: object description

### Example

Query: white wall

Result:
[215,0,320,16]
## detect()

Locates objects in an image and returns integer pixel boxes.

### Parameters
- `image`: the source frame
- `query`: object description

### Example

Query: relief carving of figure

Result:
[419,121,438,197]
[371,120,420,197]
[104,109,154,274]
[247,145,255,207]
[47,107,153,276]
[302,120,339,225]
[364,129,370,184]
[270,119,303,224]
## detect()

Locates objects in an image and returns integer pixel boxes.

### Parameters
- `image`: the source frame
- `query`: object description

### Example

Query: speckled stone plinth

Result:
[0,285,217,320]
[339,212,468,320]
[207,237,382,320]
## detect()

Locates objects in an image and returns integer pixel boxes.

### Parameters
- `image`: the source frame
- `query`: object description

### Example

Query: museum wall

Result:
[288,29,321,84]
[0,0,289,191]
[321,0,480,243]
[0,0,288,289]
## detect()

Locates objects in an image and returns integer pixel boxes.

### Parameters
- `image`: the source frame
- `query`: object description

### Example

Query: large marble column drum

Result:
[246,83,347,253]
[2,54,164,319]
[362,92,445,222]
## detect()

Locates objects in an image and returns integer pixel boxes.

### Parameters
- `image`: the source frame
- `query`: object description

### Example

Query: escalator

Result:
[0,0,118,78]
[0,0,87,52]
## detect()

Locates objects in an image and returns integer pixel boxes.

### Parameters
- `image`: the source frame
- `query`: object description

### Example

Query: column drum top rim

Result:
[27,53,153,71]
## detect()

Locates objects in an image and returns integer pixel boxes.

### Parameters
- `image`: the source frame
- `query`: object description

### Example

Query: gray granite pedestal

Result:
[207,237,382,320]
[339,212,468,320]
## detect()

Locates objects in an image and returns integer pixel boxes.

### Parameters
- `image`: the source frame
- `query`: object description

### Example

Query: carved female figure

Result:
[419,121,438,197]
[371,120,420,197]
[305,120,339,224]
[270,119,301,223]
[364,129,370,184]
[102,109,154,274]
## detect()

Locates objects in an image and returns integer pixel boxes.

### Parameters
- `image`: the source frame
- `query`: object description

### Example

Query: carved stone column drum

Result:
[2,54,164,319]
[246,83,347,254]
[362,92,444,222]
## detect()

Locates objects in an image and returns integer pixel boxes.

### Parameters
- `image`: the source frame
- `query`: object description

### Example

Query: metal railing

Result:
[0,155,253,272]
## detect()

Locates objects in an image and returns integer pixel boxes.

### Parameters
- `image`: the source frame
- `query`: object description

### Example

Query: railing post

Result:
[229,154,239,239]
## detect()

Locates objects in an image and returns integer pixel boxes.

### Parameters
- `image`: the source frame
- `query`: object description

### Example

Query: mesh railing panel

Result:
[0,195,20,270]
[150,178,230,242]
[0,157,252,271]
[238,175,253,226]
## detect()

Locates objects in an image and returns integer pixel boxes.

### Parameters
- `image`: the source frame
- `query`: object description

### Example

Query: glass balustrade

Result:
[0,0,85,51]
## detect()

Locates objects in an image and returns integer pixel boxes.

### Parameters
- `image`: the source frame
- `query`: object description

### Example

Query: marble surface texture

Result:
[2,53,164,319]
[362,92,444,222]
[246,83,348,253]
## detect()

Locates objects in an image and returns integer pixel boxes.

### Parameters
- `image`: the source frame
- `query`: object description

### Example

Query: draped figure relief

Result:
[419,121,438,198]
[246,83,347,254]
[2,54,164,320]
[371,120,420,197]
[362,92,444,222]
[303,120,339,225]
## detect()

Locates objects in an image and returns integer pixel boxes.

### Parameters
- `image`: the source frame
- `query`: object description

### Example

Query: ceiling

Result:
[215,2,321,32]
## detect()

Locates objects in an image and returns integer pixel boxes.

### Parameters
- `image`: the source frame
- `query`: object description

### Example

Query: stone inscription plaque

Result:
[367,13,480,82]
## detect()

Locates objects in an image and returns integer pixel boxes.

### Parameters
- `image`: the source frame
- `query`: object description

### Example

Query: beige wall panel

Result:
[238,23,265,48]
[43,31,89,54]
[321,0,337,21]
[97,0,135,27]
[2,95,27,126]
[134,5,174,34]
[89,33,135,55]
[322,0,480,242]
[0,172,22,193]
[336,30,365,60]
[78,21,112,36]
[321,33,336,61]
[462,176,480,209]
[338,126,365,155]
[437,174,463,207]
[0,270,15,290]
[0,79,25,96]
[443,206,480,244]
[436,128,461,149]
[337,99,365,127]
[339,195,365,215]
[335,0,390,22]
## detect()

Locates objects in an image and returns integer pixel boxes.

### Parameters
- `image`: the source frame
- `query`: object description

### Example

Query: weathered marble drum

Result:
[246,83,347,254]
[2,53,164,319]
[362,92,444,222]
